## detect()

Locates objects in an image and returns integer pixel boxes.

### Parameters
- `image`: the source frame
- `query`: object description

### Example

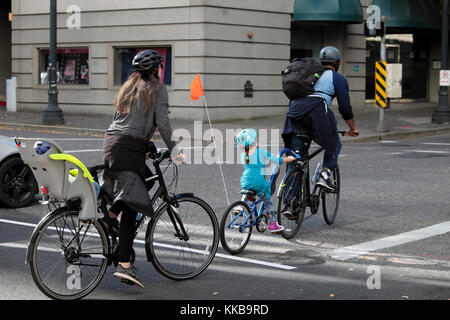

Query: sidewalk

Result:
[0,102,449,143]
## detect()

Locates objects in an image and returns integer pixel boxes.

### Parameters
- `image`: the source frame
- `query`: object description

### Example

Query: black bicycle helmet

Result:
[319,46,341,71]
[132,49,164,75]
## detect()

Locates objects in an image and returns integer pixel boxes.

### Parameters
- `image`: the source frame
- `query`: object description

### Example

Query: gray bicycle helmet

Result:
[132,49,164,75]
[319,46,341,72]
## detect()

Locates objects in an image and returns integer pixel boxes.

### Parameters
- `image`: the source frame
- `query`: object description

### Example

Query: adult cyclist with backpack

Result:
[281,46,359,190]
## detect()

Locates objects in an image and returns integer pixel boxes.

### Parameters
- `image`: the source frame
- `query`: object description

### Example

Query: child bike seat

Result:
[15,137,99,221]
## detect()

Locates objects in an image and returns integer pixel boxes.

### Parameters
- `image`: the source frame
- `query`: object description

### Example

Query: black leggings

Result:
[110,201,137,263]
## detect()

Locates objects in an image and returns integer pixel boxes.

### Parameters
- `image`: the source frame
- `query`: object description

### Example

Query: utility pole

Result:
[376,16,389,132]
[42,0,64,125]
[432,0,450,124]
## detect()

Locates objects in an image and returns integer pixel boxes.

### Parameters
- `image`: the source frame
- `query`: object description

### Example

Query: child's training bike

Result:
[219,165,282,255]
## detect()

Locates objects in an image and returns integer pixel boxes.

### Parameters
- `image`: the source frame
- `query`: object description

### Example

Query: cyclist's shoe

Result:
[315,168,334,190]
[269,221,284,233]
[113,264,145,289]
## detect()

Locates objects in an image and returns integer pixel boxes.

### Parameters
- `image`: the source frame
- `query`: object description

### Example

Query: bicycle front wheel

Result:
[277,168,305,239]
[145,195,219,280]
[28,207,108,300]
[322,164,340,225]
[219,200,252,255]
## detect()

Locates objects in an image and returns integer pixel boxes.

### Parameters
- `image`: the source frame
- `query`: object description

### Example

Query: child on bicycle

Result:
[235,129,296,233]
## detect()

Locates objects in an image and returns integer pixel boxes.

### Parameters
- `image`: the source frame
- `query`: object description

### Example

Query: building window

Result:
[290,24,324,60]
[39,47,89,85]
[114,47,172,86]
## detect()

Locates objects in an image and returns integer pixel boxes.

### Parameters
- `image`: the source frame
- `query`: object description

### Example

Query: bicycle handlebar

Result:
[149,149,171,164]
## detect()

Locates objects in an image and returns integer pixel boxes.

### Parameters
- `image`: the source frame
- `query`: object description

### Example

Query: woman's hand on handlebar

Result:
[172,153,186,165]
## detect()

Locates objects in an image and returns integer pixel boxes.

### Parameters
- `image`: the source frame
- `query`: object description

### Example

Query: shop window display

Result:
[39,47,89,85]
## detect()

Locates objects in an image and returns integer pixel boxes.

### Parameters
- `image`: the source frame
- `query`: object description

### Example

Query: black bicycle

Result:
[276,131,347,239]
[25,149,219,300]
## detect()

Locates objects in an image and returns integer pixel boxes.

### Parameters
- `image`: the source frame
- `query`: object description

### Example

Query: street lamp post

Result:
[432,0,450,124]
[42,0,64,125]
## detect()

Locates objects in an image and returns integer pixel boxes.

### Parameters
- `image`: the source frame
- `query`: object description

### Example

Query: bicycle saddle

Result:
[240,189,257,197]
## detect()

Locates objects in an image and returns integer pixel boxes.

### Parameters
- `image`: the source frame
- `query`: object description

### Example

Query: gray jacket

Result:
[106,83,176,153]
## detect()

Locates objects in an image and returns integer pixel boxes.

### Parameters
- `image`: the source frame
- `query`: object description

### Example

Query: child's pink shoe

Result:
[269,221,284,233]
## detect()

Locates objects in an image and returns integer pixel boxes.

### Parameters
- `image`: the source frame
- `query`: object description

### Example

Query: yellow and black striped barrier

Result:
[375,61,387,108]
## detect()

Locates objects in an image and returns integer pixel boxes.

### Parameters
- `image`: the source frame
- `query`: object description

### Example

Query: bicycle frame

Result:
[227,197,266,232]
[92,152,193,263]
[276,146,324,202]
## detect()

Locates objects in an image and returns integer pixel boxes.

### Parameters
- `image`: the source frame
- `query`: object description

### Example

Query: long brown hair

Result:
[113,71,160,114]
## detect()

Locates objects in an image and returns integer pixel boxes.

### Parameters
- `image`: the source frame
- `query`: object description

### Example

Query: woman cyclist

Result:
[102,49,183,288]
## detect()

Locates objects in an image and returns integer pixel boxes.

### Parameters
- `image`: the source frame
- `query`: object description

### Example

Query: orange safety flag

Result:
[190,74,204,100]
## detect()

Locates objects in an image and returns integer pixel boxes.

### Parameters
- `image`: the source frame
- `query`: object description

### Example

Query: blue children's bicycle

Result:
[219,165,282,255]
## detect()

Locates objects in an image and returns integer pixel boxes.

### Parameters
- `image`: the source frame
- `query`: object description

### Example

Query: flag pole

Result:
[201,95,230,206]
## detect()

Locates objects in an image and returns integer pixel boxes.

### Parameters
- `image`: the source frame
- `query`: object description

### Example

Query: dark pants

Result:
[103,133,153,263]
[109,201,137,262]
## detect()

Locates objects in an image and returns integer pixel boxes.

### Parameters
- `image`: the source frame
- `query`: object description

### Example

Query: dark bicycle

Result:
[276,131,347,239]
[16,138,219,300]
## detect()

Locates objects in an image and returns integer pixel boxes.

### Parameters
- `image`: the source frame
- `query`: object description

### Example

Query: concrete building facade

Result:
[2,0,448,120]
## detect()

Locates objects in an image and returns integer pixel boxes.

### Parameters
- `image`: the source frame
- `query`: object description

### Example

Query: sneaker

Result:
[315,168,334,190]
[269,221,284,233]
[113,264,145,288]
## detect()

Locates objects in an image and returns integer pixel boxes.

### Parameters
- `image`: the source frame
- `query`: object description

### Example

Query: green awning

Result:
[293,0,363,24]
[371,0,441,30]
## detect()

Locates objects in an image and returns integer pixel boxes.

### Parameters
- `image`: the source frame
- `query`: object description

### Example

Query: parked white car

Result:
[0,135,37,208]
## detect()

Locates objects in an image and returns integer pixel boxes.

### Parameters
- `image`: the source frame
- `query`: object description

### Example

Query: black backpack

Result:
[281,58,328,101]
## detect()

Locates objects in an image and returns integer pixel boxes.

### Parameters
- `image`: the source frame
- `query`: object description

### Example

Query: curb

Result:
[0,121,449,143]
[343,126,450,143]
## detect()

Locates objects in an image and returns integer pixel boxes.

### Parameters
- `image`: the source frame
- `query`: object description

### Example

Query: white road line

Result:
[422,142,450,146]
[405,150,449,154]
[0,218,296,271]
[380,140,398,144]
[329,221,450,261]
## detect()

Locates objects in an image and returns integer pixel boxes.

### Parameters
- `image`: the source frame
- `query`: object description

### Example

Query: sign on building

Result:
[440,70,450,87]
[386,63,402,98]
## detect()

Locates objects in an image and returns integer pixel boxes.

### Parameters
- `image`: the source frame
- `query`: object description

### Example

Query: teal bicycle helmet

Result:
[235,129,257,148]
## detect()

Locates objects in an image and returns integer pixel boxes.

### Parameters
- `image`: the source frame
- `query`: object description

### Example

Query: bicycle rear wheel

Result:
[219,200,252,255]
[322,164,340,225]
[277,168,305,239]
[28,207,108,300]
[145,195,219,280]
